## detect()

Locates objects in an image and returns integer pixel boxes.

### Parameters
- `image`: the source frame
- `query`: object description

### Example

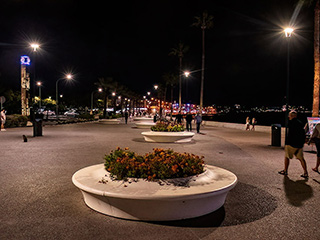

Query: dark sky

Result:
[0,0,315,107]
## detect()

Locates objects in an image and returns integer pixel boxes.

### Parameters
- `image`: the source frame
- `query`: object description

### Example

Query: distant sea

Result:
[203,111,311,127]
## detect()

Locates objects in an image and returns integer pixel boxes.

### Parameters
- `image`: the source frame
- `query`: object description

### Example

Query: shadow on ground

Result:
[151,182,277,228]
[283,176,313,207]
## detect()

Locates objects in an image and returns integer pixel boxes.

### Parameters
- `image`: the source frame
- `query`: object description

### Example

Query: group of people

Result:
[175,111,203,133]
[278,110,320,179]
[245,117,257,131]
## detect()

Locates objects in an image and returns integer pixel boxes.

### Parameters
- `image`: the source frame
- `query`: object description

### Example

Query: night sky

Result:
[0,0,316,107]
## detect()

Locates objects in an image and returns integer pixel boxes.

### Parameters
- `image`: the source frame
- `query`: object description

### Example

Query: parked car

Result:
[64,109,79,117]
[42,110,56,116]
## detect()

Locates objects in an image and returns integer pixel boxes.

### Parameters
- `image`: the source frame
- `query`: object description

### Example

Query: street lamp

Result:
[56,74,73,116]
[284,27,293,142]
[91,88,103,115]
[184,71,190,78]
[30,43,40,52]
[36,81,42,108]
[30,43,40,117]
[184,71,191,103]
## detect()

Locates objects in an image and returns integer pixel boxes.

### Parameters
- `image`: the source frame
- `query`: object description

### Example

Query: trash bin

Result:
[33,118,43,137]
[271,124,281,147]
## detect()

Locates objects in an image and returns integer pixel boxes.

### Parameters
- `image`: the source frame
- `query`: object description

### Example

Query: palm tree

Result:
[312,0,320,117]
[163,72,178,119]
[192,11,213,110]
[169,42,189,108]
[295,0,320,116]
[95,77,114,118]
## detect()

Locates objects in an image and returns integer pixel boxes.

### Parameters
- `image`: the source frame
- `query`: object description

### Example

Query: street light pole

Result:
[56,74,72,116]
[284,28,293,142]
[91,88,102,115]
[37,81,42,108]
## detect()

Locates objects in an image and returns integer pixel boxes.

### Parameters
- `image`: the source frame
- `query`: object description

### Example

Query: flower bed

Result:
[151,121,184,132]
[105,148,204,181]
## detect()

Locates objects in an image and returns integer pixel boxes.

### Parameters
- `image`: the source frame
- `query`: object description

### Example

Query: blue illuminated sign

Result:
[20,56,31,65]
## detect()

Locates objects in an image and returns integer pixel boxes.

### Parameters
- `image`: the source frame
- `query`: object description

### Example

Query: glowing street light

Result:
[284,28,294,38]
[184,71,191,77]
[154,85,158,90]
[30,43,40,52]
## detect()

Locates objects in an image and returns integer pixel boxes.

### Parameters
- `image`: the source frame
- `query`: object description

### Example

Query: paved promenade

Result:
[0,120,319,240]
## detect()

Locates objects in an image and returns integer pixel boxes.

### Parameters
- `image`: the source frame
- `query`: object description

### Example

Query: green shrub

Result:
[4,114,28,128]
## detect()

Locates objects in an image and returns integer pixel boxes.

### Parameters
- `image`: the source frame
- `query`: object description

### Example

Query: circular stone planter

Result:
[133,117,154,122]
[99,119,120,124]
[141,131,195,143]
[72,164,237,221]
[135,121,156,129]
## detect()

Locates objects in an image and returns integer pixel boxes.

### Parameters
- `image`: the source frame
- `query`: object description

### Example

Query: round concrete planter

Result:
[72,164,237,221]
[135,121,156,129]
[141,131,194,143]
[100,119,120,124]
[134,117,154,122]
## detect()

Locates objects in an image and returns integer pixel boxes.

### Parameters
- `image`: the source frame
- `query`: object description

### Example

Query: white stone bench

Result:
[134,117,154,122]
[135,121,156,129]
[72,164,237,221]
[141,131,195,143]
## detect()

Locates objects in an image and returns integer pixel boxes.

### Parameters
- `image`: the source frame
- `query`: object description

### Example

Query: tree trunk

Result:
[313,0,320,117]
[200,28,205,111]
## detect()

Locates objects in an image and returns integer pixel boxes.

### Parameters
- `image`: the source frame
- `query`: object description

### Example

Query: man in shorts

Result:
[278,111,308,178]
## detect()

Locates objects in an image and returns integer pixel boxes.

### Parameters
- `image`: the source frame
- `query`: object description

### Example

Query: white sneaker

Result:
[1,129,6,131]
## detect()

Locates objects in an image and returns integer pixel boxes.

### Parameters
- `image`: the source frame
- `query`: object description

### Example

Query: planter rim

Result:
[72,164,237,200]
[141,131,194,136]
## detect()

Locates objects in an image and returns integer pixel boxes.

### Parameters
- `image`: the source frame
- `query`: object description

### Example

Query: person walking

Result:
[186,112,193,131]
[124,111,129,124]
[194,112,202,133]
[251,118,257,131]
[245,117,250,130]
[1,108,6,131]
[175,111,183,124]
[308,122,320,173]
[278,111,308,178]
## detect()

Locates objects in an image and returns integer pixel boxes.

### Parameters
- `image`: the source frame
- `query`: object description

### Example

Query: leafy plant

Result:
[104,147,204,181]
[5,114,28,128]
[151,121,184,132]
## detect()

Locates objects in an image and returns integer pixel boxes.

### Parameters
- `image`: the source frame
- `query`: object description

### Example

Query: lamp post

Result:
[36,81,42,108]
[56,74,72,116]
[284,27,293,142]
[184,71,190,103]
[91,88,102,115]
[153,85,161,117]
[30,43,40,105]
